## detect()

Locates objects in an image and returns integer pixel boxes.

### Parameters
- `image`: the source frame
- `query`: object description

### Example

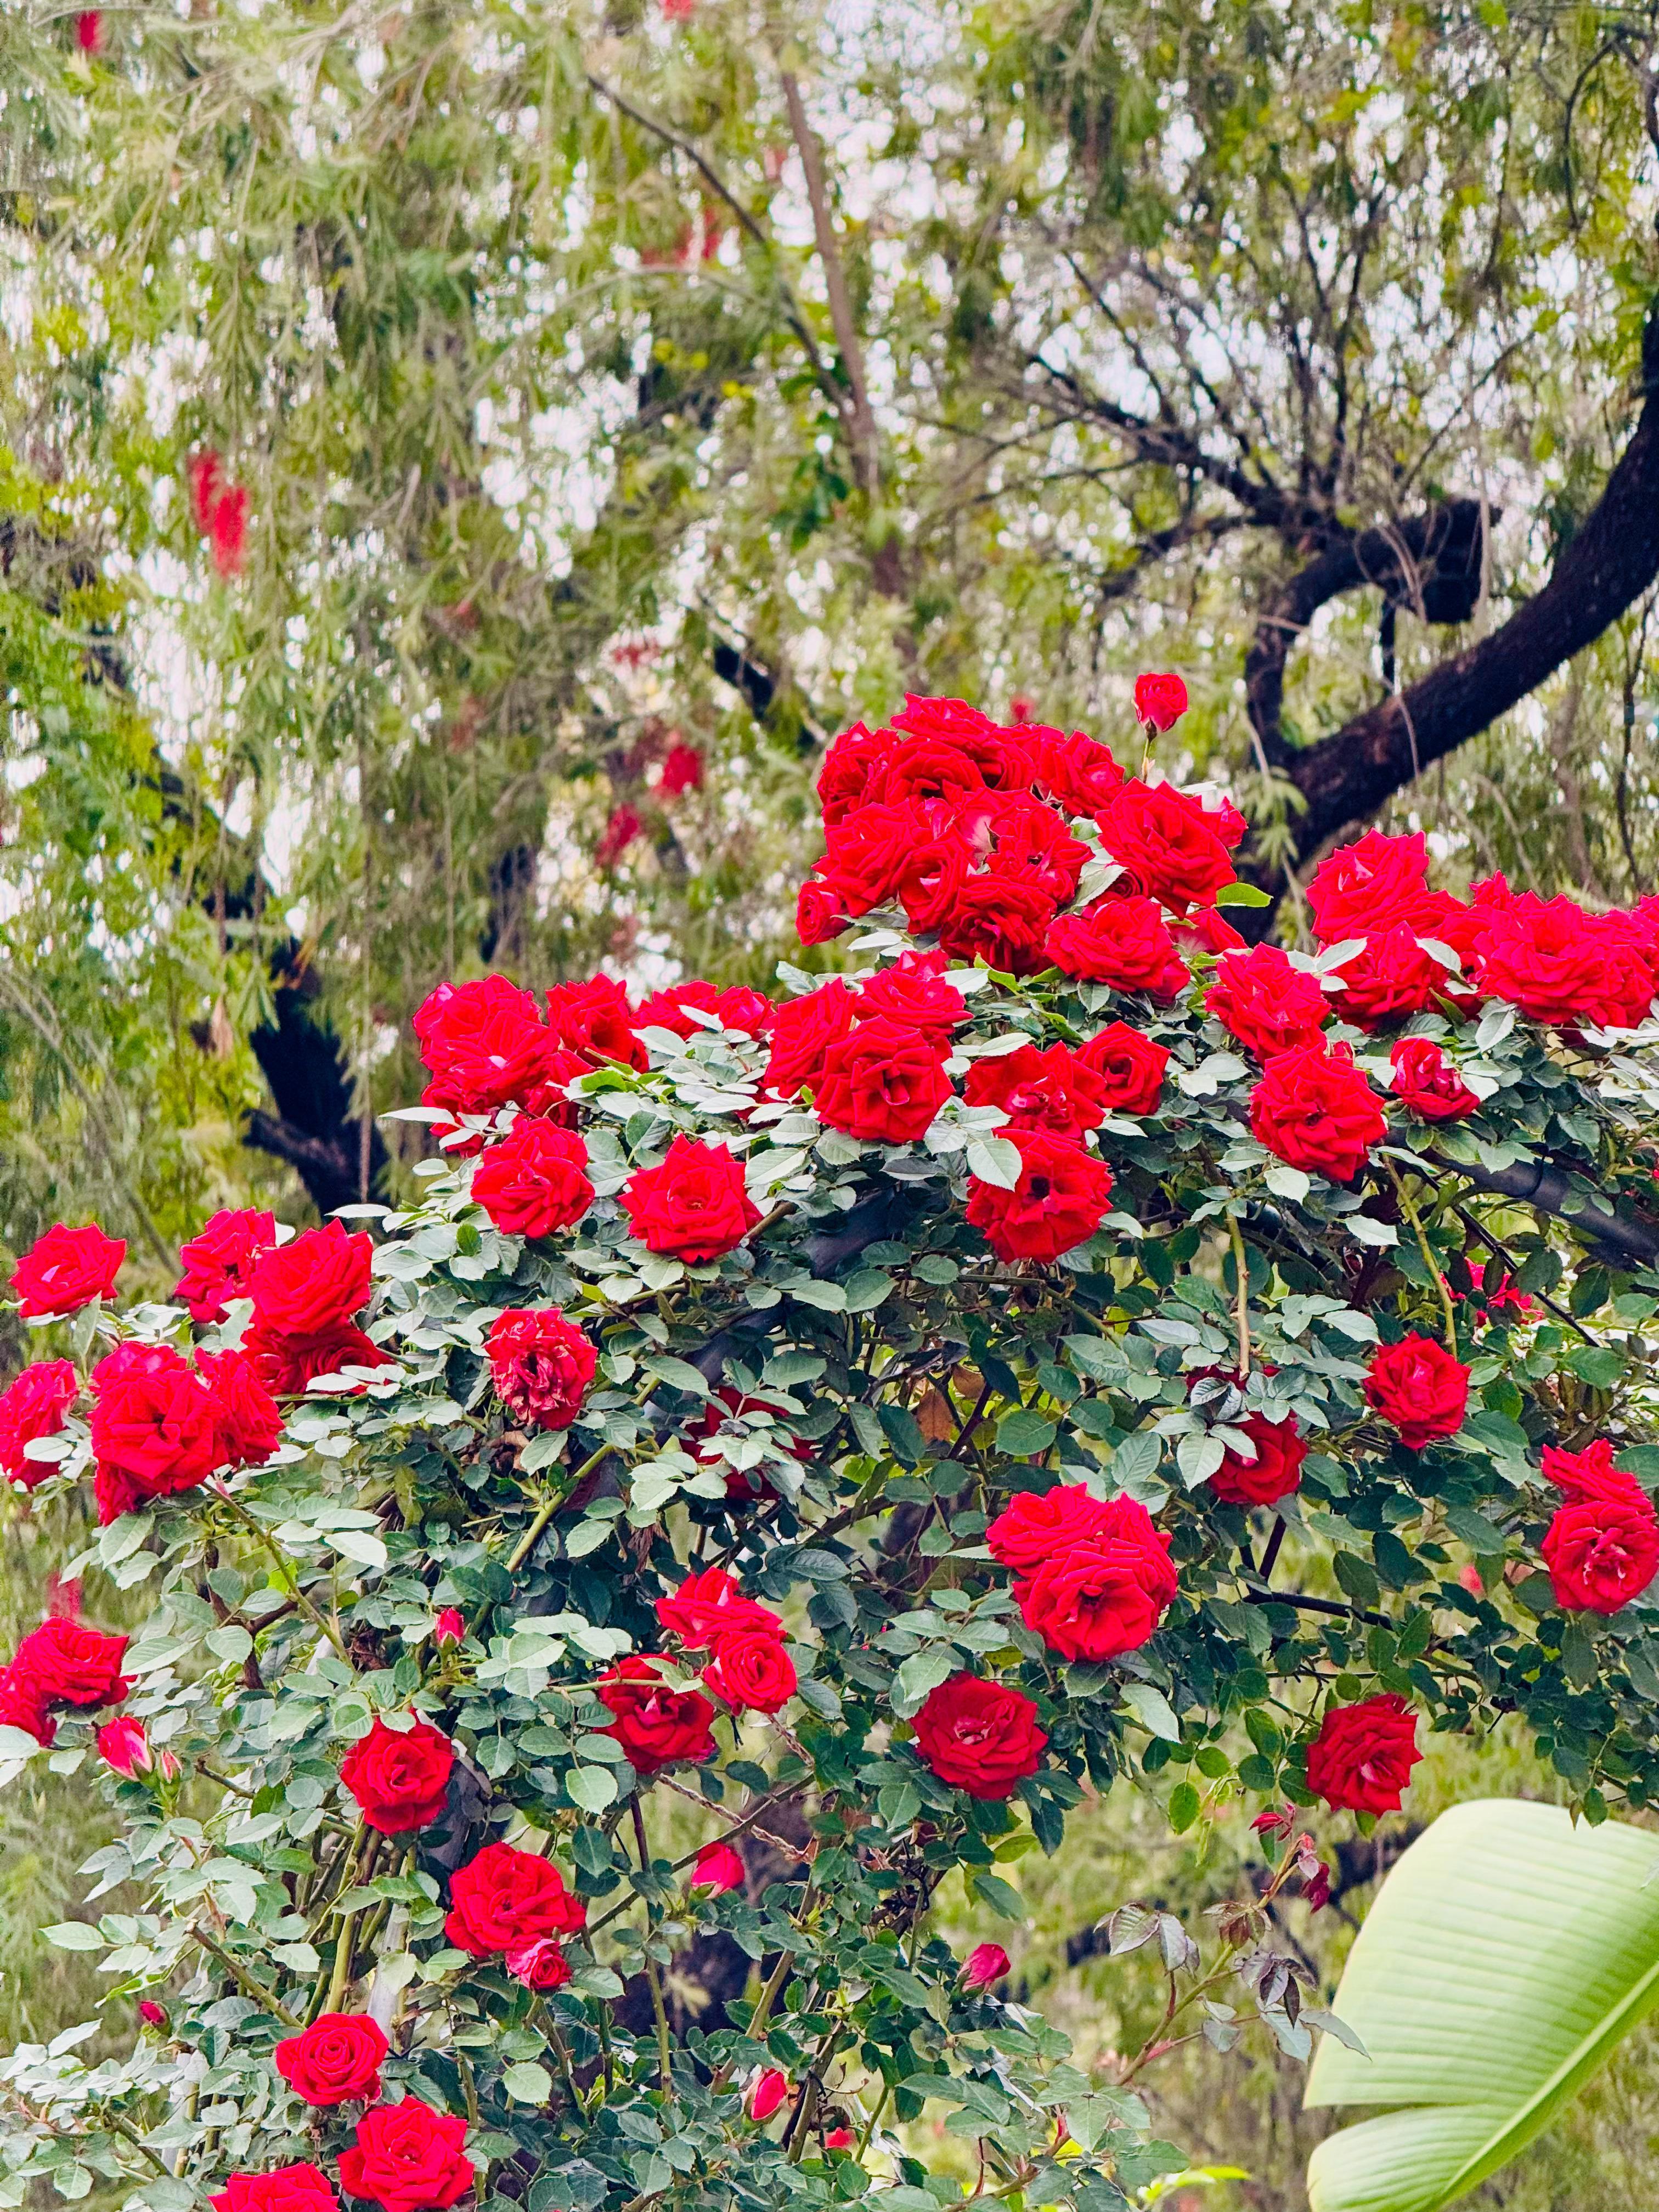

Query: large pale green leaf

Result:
[1306,1799,1659,2212]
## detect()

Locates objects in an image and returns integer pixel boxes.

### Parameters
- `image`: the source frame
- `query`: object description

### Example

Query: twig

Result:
[1384,1157,1459,1353]
[190,1928,300,2025]
[1228,1214,1251,1379]
[212,1486,349,1660]
[630,1801,675,2091]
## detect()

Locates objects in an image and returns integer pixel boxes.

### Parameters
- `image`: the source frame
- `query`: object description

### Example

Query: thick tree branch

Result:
[1439,1154,1659,1271]
[1277,306,1659,866]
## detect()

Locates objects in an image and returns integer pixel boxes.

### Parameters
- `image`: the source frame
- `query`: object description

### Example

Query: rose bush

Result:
[4,688,1659,2212]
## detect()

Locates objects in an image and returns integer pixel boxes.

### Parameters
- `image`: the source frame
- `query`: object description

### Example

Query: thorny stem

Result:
[1384,1157,1459,1355]
[630,1801,675,2092]
[506,1441,613,1575]
[212,1485,348,1660]
[190,1928,301,2026]
[1228,1214,1251,1379]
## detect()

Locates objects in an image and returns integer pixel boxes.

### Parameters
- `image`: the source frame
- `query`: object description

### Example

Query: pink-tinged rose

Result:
[690,1841,746,1894]
[505,1937,572,1991]
[748,2069,790,2122]
[138,1999,168,2028]
[433,1609,465,1647]
[97,1715,175,1779]
[962,1942,1010,1989]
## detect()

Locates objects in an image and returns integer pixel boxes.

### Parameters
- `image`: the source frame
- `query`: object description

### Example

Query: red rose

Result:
[814,1019,952,1143]
[966,1131,1113,1263]
[896,828,972,934]
[1249,1040,1386,1183]
[820,800,935,915]
[937,875,1060,977]
[9,1222,125,1318]
[658,741,704,796]
[596,802,642,867]
[620,1133,762,1261]
[248,1221,371,1339]
[1045,895,1189,1001]
[987,1483,1113,1572]
[0,1361,77,1490]
[1075,1023,1170,1116]
[856,951,968,1037]
[506,1937,572,1991]
[174,1209,276,1323]
[444,1842,586,1956]
[9,1616,132,1709]
[882,737,991,808]
[1011,1496,1177,1660]
[962,791,1090,902]
[634,981,720,1037]
[911,1674,1047,1799]
[274,2014,390,2107]
[655,1567,785,1647]
[1304,1694,1422,1814]
[1132,672,1188,732]
[212,2165,339,2212]
[470,1121,594,1240]
[796,878,850,945]
[1209,1412,1307,1508]
[690,1841,746,1893]
[891,695,1032,788]
[414,976,564,1115]
[1541,1441,1659,1614]
[1389,1036,1479,1122]
[338,1714,455,1834]
[1306,830,1457,946]
[196,1350,283,1471]
[963,1942,1011,1989]
[1030,726,1125,815]
[1362,1334,1470,1448]
[1094,780,1234,914]
[1205,946,1328,1061]
[244,1321,393,1398]
[763,980,859,1098]
[964,1042,1107,1138]
[1329,925,1454,1028]
[0,1666,53,1745]
[1476,893,1628,1027]
[484,1308,596,1431]
[544,977,646,1069]
[89,1342,219,1509]
[702,1633,797,1714]
[98,1715,163,1777]
[712,986,776,1035]
[338,2098,472,2212]
[816,721,896,826]
[595,1655,717,1774]
[748,2068,791,2123]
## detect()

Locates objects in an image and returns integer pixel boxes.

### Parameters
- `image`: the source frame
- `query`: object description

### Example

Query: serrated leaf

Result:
[501,2062,554,2104]
[966,1135,1024,1189]
[1120,1681,1181,1741]
[566,1767,619,1813]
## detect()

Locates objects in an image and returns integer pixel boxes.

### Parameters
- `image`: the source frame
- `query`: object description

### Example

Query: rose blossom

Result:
[855,950,968,1037]
[9,1222,125,1318]
[1389,1036,1480,1122]
[544,977,646,1069]
[338,1714,455,1834]
[595,1656,716,1773]
[1075,1023,1170,1116]
[174,1209,276,1323]
[1362,1335,1470,1449]
[936,876,1060,977]
[444,1842,586,1956]
[1011,1495,1177,1660]
[211,2166,339,2212]
[1205,946,1328,1061]
[274,2013,390,2107]
[911,1674,1047,1799]
[433,1609,465,1647]
[1304,1695,1423,1814]
[9,1616,132,1712]
[966,1131,1113,1264]
[506,1937,572,1991]
[814,1019,952,1143]
[796,877,850,945]
[485,1308,596,1431]
[962,1942,1011,1990]
[655,1567,784,1648]
[196,1349,283,1471]
[1541,1440,1659,1614]
[620,1134,761,1262]
[1094,778,1235,913]
[470,1120,594,1239]
[690,1841,746,1893]
[1132,672,1188,731]
[0,1361,78,1490]
[748,2069,790,2123]
[964,1043,1107,1138]
[1044,895,1190,1001]
[97,1715,177,1781]
[702,1633,797,1715]
[1209,1410,1308,1509]
[987,1485,1113,1572]
[337,2097,473,2212]
[1306,830,1457,946]
[1328,924,1455,1028]
[89,1342,219,1518]
[1249,1040,1387,1183]
[763,980,859,1098]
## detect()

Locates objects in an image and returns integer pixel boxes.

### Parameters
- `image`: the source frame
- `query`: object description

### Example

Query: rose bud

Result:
[137,2000,168,2029]
[433,1609,465,1647]
[97,1716,153,1778]
[748,2068,789,2122]
[961,1943,1010,1990]
[505,1938,572,1993]
[689,1841,745,1895]
[824,2129,855,2152]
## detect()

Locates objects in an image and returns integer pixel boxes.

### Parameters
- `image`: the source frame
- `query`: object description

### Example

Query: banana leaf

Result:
[1305,1797,1659,2212]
